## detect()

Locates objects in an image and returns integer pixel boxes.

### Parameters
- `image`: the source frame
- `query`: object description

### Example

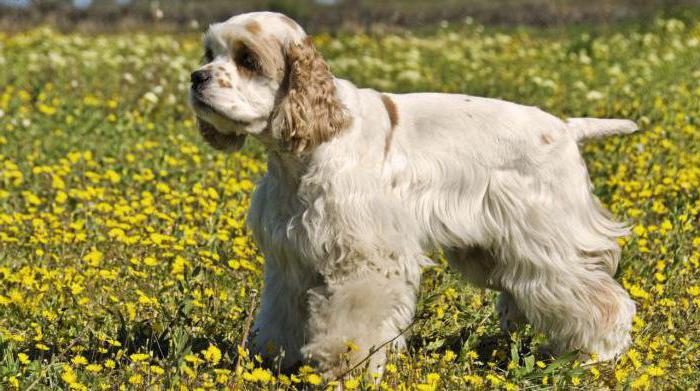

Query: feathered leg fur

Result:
[302,273,417,377]
[479,168,635,360]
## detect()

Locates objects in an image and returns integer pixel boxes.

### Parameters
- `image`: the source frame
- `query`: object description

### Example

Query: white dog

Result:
[189,12,638,377]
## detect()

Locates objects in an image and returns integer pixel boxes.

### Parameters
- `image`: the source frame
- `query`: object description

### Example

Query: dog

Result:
[188,11,638,378]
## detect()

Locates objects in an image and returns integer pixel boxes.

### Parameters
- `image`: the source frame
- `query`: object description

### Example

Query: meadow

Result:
[1,17,699,390]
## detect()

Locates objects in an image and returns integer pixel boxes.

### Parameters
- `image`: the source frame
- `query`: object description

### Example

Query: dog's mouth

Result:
[196,117,247,152]
[189,91,249,131]
[189,92,248,152]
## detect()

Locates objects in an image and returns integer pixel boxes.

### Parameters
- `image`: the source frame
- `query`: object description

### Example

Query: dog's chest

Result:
[247,177,316,268]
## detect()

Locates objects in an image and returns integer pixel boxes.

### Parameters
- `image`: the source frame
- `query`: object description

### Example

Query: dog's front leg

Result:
[301,271,418,379]
[250,257,318,371]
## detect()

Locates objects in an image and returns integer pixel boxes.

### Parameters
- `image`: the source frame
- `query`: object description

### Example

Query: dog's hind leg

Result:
[485,170,635,361]
[496,260,635,361]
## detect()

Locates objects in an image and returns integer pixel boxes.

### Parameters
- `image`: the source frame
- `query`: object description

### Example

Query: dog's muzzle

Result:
[190,69,211,93]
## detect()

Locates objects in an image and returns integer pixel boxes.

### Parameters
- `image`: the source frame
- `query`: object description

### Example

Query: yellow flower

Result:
[130,353,149,362]
[627,349,642,368]
[17,353,30,364]
[242,367,273,383]
[646,366,665,376]
[344,377,360,389]
[52,175,65,190]
[61,365,78,385]
[71,355,88,366]
[631,374,650,389]
[629,285,650,300]
[277,374,291,385]
[426,373,440,384]
[660,219,673,231]
[463,375,483,386]
[38,103,56,115]
[83,249,103,267]
[345,341,359,351]
[203,344,222,365]
[128,374,142,385]
[171,256,189,275]
[306,373,322,385]
[486,374,503,386]
[85,364,102,373]
[23,191,42,206]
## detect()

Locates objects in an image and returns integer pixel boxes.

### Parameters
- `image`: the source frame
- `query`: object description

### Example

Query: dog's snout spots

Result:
[541,133,554,145]
[217,78,232,88]
[191,69,211,86]
[245,20,262,35]
[210,66,233,89]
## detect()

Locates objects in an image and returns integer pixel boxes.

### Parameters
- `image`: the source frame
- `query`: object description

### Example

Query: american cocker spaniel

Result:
[188,11,638,378]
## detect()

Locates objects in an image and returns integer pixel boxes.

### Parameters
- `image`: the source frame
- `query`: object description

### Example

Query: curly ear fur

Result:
[271,37,352,153]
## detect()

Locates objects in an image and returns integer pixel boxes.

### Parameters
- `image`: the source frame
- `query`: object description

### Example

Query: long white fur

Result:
[190,12,639,378]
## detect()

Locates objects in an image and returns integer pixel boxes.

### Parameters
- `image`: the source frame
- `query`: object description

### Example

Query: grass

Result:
[0,17,699,390]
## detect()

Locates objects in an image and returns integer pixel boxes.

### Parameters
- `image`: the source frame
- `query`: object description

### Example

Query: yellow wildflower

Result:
[306,374,322,385]
[203,344,222,365]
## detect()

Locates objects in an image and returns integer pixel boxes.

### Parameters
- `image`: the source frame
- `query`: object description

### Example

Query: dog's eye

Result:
[236,50,259,72]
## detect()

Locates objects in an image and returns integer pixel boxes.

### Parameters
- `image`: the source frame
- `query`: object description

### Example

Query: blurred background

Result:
[2,0,700,32]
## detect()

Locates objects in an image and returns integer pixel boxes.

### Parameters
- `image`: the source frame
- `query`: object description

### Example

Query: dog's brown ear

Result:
[271,37,351,153]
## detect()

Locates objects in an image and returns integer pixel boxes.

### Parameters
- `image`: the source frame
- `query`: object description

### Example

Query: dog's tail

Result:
[566,118,639,141]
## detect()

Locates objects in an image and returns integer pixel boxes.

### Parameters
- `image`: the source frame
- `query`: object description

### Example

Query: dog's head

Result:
[189,12,351,153]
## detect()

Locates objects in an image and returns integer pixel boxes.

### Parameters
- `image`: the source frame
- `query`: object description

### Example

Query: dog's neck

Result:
[265,149,309,189]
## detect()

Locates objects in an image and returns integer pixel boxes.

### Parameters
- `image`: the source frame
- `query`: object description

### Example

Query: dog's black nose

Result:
[191,70,211,86]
